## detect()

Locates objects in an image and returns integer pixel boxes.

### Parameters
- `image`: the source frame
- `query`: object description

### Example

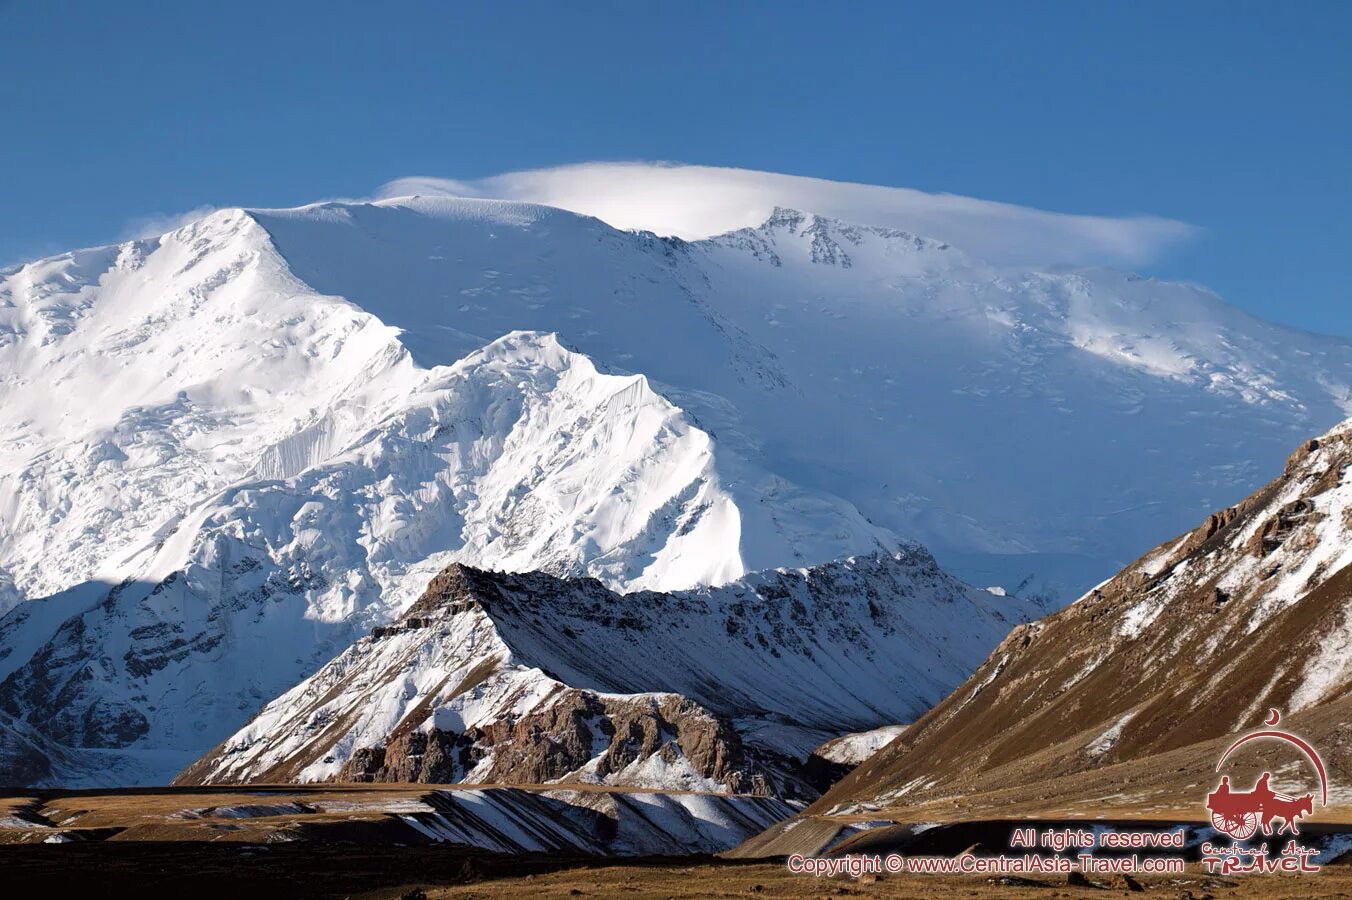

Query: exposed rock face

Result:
[813,421,1352,818]
[177,550,1036,796]
[340,691,777,796]
[0,713,55,786]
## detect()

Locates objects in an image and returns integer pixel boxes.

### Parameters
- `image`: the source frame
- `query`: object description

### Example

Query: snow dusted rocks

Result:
[177,551,1034,795]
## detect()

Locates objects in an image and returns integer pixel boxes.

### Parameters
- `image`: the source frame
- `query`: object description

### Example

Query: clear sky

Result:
[2,1,1348,334]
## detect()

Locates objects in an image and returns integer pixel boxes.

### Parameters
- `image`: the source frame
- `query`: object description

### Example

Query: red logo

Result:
[1205,709,1327,841]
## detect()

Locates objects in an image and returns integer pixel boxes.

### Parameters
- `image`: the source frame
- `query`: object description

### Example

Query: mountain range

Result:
[4,191,1352,789]
[176,549,1023,796]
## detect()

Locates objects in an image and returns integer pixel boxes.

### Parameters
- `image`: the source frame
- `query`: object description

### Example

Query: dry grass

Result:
[408,861,1352,899]
[5,786,1351,897]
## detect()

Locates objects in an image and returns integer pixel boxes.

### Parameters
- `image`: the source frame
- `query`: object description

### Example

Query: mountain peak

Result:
[707,205,956,269]
[764,205,808,228]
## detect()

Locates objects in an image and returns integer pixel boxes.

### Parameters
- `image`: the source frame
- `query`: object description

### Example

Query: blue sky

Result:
[2,1,1348,333]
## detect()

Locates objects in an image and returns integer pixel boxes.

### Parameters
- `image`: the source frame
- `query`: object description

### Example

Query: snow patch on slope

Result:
[400,787,799,856]
[815,725,909,766]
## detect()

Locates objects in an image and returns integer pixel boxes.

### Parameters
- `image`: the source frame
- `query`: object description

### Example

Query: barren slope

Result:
[812,422,1352,820]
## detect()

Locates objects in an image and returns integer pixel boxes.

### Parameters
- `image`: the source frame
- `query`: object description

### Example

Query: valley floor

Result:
[3,787,1351,898]
[425,862,1352,899]
[2,845,1350,899]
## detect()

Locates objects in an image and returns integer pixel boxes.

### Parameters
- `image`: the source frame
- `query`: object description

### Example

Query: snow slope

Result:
[179,551,1033,793]
[813,725,910,767]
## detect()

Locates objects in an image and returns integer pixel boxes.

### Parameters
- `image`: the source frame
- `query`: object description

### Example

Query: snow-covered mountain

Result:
[0,328,885,784]
[125,196,1352,594]
[177,549,1029,794]
[0,207,881,610]
[8,196,1352,606]
[4,190,1352,786]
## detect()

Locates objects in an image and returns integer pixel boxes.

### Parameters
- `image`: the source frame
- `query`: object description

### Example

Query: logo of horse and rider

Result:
[1205,709,1327,841]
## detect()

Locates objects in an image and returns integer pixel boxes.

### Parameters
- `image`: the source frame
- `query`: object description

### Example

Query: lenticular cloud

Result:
[377,162,1196,268]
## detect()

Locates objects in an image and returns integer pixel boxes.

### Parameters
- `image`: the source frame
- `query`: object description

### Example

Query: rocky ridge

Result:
[177,549,1035,797]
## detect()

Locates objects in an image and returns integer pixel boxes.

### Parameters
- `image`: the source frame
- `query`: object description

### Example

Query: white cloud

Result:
[118,205,220,241]
[376,162,1198,268]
